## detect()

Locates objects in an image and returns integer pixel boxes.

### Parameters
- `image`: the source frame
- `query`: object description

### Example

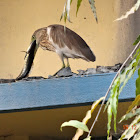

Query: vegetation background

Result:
[60,0,140,140]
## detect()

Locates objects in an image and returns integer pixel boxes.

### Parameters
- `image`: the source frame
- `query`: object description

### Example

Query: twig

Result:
[87,41,140,137]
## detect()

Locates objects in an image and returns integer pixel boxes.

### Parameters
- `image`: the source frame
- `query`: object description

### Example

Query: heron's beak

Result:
[16,39,39,80]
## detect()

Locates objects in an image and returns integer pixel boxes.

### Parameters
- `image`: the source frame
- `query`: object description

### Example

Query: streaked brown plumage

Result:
[16,24,96,80]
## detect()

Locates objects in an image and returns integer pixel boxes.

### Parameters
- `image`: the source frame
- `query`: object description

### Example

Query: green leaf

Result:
[115,0,140,21]
[73,97,104,140]
[107,105,112,139]
[88,0,98,22]
[111,78,120,132]
[61,0,98,23]
[76,0,83,16]
[119,108,140,123]
[106,76,120,136]
[119,67,136,94]
[60,0,72,23]
[120,59,136,84]
[106,58,139,137]
[136,68,140,96]
[83,136,91,140]
[106,30,140,139]
[61,120,89,132]
[133,46,140,59]
[133,35,140,45]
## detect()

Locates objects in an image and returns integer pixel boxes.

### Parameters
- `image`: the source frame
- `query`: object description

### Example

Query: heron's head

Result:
[26,31,40,55]
[31,28,47,45]
[29,28,47,55]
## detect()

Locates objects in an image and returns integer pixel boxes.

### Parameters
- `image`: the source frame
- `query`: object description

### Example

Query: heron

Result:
[16,24,96,80]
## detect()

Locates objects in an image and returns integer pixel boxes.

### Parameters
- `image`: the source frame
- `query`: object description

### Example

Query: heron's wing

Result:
[50,25,96,62]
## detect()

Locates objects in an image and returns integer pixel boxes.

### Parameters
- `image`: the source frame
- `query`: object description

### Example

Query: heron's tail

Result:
[16,40,38,80]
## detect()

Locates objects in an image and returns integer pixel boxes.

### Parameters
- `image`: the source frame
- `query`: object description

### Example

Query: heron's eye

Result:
[31,35,36,41]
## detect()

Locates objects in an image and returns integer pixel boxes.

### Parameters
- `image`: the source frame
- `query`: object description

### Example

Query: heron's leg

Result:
[62,59,65,68]
[53,56,66,76]
[66,58,70,68]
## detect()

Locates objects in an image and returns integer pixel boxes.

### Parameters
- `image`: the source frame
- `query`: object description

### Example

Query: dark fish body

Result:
[16,40,37,80]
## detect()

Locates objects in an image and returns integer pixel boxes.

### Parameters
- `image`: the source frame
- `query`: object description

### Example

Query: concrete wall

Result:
[114,0,140,64]
[0,0,139,78]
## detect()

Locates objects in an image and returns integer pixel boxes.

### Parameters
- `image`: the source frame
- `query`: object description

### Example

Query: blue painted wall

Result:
[0,72,137,113]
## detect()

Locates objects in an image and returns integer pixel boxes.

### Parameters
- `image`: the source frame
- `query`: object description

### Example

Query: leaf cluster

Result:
[61,97,104,140]
[60,0,97,23]
[106,35,140,137]
[60,0,140,139]
[106,37,140,139]
[119,95,140,139]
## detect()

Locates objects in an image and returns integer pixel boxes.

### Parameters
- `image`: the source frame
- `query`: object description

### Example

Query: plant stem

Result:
[87,41,140,137]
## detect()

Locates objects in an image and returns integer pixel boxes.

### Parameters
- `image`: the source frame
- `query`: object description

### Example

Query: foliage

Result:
[136,68,140,96]
[133,35,140,46]
[60,38,140,139]
[60,0,97,23]
[118,95,140,139]
[105,0,140,138]
[60,0,140,139]
[73,97,104,140]
[106,38,140,138]
[118,71,140,140]
[120,115,140,140]
[60,97,104,140]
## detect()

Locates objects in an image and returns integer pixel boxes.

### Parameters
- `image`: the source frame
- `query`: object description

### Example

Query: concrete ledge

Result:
[0,72,137,113]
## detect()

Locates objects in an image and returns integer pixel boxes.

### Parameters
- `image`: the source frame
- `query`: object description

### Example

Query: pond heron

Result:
[16,24,96,80]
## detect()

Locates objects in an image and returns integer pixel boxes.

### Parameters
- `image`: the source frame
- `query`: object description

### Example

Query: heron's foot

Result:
[53,67,65,77]
[53,67,73,77]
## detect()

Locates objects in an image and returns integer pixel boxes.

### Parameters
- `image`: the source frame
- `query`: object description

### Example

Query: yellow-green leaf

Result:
[136,68,140,96]
[72,96,104,140]
[126,95,140,114]
[119,108,140,123]
[76,0,83,16]
[107,104,112,139]
[133,35,140,45]
[61,120,89,132]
